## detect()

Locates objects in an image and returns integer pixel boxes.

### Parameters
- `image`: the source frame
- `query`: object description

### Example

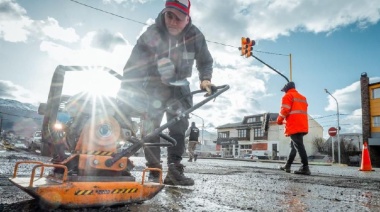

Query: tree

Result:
[312,137,326,153]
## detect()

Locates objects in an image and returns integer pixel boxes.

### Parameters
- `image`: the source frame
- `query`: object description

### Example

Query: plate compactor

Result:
[9,65,229,209]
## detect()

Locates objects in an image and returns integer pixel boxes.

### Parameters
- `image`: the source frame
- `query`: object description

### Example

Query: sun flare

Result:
[62,68,121,98]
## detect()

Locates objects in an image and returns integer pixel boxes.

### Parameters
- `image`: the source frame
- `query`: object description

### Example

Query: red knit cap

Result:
[163,0,191,21]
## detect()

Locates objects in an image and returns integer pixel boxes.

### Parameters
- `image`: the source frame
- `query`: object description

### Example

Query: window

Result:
[247,116,264,123]
[218,132,229,138]
[374,116,380,127]
[247,117,257,123]
[240,144,252,149]
[373,88,380,99]
[238,129,247,138]
[254,128,263,137]
[247,117,255,123]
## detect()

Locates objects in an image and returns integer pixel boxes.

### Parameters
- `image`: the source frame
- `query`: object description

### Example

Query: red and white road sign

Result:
[328,127,337,137]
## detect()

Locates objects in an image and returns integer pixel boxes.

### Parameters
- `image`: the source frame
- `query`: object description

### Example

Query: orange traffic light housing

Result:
[241,37,248,56]
[240,37,255,58]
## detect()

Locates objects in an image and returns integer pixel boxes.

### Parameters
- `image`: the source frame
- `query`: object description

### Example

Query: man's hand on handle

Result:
[200,80,216,96]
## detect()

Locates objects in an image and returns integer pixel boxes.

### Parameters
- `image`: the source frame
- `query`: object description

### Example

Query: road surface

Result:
[1,150,380,212]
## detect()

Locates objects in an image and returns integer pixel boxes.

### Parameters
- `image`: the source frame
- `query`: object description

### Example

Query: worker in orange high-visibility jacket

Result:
[277,81,311,175]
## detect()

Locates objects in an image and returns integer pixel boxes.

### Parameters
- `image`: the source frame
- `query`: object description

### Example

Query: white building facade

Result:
[215,113,323,160]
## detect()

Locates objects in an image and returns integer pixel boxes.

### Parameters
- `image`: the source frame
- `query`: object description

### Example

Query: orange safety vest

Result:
[278,88,308,136]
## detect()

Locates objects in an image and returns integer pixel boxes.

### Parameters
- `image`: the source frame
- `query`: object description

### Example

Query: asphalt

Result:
[195,156,380,181]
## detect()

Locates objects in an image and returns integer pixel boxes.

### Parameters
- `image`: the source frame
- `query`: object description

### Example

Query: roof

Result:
[216,122,241,129]
[215,112,279,129]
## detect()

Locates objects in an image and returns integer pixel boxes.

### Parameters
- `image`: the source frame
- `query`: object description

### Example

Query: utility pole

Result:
[325,89,341,164]
[289,53,292,81]
[0,116,3,138]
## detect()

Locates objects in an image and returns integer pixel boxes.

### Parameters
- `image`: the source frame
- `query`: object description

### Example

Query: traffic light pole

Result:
[239,37,289,83]
[250,54,290,83]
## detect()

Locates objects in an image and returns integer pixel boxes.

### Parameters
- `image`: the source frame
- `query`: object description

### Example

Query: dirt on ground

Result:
[1,149,380,212]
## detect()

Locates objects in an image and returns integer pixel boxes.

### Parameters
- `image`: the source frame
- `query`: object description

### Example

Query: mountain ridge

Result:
[0,98,42,137]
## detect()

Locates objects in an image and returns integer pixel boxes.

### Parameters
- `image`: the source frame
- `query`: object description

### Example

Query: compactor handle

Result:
[142,84,229,144]
[144,133,177,147]
[106,84,229,167]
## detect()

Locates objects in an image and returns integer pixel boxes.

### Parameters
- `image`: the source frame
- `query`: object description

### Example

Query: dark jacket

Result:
[189,126,199,141]
[121,10,213,94]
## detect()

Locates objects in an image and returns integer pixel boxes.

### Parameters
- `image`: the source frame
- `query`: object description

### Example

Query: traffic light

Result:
[239,37,255,58]
[240,37,248,56]
[245,38,255,57]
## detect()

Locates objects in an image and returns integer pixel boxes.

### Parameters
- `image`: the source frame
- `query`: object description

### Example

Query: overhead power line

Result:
[68,0,148,25]
[67,0,287,56]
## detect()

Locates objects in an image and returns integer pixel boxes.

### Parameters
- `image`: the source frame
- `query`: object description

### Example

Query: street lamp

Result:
[190,113,204,150]
[325,88,341,164]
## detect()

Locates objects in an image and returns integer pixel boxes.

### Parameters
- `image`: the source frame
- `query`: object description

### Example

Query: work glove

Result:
[157,58,175,85]
[200,80,216,96]
[276,116,284,125]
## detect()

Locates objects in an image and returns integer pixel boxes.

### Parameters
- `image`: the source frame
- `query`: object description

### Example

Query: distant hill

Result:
[0,98,219,140]
[199,129,217,142]
[0,98,42,138]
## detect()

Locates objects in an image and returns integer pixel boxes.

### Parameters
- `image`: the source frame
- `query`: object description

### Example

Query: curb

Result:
[189,156,333,166]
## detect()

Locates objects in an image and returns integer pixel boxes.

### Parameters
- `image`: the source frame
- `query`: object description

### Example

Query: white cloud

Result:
[341,109,363,133]
[40,30,131,72]
[187,62,276,131]
[191,0,380,42]
[324,77,380,135]
[102,0,151,5]
[325,82,361,114]
[0,0,32,42]
[2,0,380,134]
[38,30,133,97]
[0,80,39,104]
[0,0,79,43]
[187,0,380,131]
[81,30,126,52]
[325,77,380,114]
[39,17,79,43]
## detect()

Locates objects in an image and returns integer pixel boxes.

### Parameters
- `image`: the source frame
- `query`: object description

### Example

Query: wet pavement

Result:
[1,150,380,212]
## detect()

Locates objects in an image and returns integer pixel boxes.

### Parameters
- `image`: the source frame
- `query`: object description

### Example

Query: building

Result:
[360,72,380,167]
[215,113,323,159]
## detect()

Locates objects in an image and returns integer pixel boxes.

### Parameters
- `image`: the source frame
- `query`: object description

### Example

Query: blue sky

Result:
[1,0,380,138]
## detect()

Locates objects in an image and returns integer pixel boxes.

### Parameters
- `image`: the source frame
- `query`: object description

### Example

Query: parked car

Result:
[13,139,28,150]
[243,154,258,160]
[348,155,361,166]
[30,131,42,150]
[308,155,332,163]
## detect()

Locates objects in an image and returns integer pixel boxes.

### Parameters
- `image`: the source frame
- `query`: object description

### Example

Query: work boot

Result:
[293,166,311,175]
[164,163,194,186]
[194,154,198,161]
[188,158,193,162]
[147,164,162,183]
[279,164,291,173]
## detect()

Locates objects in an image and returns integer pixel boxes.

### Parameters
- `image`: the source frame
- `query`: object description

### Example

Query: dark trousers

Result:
[286,133,308,167]
[143,85,190,166]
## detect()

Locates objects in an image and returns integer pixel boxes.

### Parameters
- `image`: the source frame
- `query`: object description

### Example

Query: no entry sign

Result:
[328,127,337,137]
